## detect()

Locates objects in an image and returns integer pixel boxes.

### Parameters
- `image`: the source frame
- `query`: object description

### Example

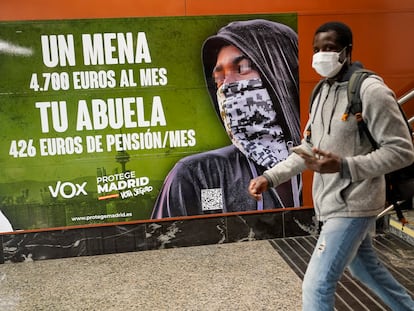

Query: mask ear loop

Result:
[337,46,348,64]
[339,45,353,66]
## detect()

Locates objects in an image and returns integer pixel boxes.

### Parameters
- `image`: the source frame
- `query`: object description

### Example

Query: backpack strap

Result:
[306,79,326,143]
[309,79,325,113]
[345,69,378,148]
[346,69,375,119]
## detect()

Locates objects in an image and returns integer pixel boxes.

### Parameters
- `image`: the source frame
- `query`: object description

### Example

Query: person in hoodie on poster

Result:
[151,19,301,218]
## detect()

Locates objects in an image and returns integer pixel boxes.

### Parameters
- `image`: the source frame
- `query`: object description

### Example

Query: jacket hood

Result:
[341,61,364,82]
[201,19,301,145]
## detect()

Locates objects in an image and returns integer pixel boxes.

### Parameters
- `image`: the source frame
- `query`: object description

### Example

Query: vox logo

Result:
[48,181,88,198]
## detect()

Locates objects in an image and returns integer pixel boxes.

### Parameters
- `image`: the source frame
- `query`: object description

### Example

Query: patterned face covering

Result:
[216,78,288,168]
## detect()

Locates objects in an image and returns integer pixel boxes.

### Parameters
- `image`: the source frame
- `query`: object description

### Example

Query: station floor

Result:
[0,212,414,311]
[0,239,303,311]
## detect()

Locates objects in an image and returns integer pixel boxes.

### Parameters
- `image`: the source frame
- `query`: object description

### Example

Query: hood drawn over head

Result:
[202,19,300,145]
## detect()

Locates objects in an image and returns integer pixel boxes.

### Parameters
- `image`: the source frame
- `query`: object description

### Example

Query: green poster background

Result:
[0,14,297,230]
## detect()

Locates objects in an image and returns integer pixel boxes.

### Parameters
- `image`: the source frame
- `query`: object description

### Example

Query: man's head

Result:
[312,21,353,79]
[314,22,353,53]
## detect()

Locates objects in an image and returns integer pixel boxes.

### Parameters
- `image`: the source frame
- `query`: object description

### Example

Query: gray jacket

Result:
[264,72,414,221]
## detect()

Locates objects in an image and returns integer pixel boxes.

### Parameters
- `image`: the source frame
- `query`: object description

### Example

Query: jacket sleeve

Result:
[263,135,309,187]
[345,76,414,181]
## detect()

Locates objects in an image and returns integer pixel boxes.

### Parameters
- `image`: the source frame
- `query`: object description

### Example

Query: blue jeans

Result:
[302,217,414,311]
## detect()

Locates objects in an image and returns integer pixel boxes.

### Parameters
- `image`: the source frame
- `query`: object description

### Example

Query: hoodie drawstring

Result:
[327,85,341,135]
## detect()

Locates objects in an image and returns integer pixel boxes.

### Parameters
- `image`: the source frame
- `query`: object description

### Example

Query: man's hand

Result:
[248,175,269,201]
[300,147,341,173]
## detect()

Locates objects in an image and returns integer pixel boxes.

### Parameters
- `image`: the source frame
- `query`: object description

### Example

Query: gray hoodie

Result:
[264,65,414,221]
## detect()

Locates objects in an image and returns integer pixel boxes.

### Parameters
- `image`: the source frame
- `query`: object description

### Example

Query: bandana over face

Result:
[217,78,288,168]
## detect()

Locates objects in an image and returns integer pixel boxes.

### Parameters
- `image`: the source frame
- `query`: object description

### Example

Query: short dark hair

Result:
[315,21,353,50]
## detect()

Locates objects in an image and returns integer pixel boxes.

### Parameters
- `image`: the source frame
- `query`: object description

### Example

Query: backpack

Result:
[308,69,414,211]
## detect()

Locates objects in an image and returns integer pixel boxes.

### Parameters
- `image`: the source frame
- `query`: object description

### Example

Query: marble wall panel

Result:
[0,208,315,263]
